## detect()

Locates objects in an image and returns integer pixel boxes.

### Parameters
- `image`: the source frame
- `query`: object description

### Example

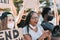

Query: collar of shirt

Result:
[29,24,37,29]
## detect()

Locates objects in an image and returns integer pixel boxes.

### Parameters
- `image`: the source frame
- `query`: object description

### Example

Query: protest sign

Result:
[0,28,23,40]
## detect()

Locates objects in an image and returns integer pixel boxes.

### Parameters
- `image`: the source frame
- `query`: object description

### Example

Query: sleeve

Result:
[23,27,28,35]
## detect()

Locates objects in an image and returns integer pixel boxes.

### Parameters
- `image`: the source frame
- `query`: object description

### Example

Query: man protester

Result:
[41,7,60,37]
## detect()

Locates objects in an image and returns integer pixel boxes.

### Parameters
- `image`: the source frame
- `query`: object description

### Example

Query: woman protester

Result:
[0,12,15,30]
[23,11,51,40]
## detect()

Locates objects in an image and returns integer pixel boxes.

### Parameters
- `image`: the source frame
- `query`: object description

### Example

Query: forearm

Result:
[47,34,51,40]
[38,30,51,40]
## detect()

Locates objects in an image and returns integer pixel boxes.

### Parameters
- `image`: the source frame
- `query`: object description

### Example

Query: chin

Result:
[34,24,37,26]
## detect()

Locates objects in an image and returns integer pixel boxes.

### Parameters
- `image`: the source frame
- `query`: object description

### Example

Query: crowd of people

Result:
[0,7,60,40]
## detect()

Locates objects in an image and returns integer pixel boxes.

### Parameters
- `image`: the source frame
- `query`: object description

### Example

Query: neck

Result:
[30,24,36,26]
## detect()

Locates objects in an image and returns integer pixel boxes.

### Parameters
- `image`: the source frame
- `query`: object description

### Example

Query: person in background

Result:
[37,11,43,25]
[23,11,51,40]
[41,7,55,34]
[0,12,15,30]
[59,15,60,25]
[49,11,56,26]
[41,7,60,40]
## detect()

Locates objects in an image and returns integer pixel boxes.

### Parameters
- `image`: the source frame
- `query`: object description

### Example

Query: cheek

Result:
[30,19,35,24]
[30,19,38,25]
[7,21,14,24]
[36,18,39,22]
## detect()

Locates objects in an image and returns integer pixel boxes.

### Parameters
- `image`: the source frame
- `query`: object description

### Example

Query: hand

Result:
[24,34,32,40]
[38,30,51,40]
[38,31,47,40]
[44,30,51,40]
[44,30,51,37]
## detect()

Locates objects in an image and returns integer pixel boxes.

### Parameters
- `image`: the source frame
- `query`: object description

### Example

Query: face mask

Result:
[7,22,14,29]
[47,15,53,21]
[29,24,36,29]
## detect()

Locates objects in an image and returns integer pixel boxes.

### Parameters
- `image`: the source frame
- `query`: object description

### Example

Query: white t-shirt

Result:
[49,17,56,26]
[23,24,44,40]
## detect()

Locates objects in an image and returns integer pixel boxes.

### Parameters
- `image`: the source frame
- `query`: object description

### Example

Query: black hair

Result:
[0,16,1,19]
[41,7,51,18]
[1,12,12,20]
[25,11,37,26]
[17,15,27,28]
[25,11,37,33]
[52,11,54,15]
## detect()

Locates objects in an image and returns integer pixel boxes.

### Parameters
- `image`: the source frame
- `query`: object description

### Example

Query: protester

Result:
[0,12,15,30]
[49,11,56,26]
[41,7,57,34]
[41,7,60,40]
[23,11,51,40]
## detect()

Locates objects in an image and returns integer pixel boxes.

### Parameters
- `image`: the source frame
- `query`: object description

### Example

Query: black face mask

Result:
[47,15,53,21]
[59,21,60,25]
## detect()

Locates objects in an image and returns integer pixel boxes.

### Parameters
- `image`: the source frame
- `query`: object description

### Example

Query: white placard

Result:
[0,28,23,40]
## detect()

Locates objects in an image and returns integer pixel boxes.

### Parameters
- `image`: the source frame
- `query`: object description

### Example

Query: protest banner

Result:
[0,0,17,16]
[23,0,40,13]
[0,28,23,40]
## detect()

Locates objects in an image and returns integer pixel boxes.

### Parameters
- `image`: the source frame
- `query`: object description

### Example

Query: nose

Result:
[35,18,38,22]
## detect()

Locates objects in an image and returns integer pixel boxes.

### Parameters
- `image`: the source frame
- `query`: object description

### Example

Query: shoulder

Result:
[23,26,28,30]
[23,26,28,35]
[23,26,27,31]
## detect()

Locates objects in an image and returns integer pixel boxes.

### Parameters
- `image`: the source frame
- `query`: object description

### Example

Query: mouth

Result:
[34,22,38,24]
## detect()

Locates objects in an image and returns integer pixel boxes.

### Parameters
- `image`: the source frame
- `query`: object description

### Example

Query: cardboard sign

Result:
[0,28,23,40]
[0,0,11,8]
[23,0,40,9]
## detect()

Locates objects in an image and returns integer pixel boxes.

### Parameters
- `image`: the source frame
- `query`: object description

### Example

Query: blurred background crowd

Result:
[0,0,60,40]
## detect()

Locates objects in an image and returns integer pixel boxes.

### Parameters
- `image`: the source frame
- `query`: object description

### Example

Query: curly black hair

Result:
[24,11,37,33]
[41,7,51,18]
[25,11,37,26]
